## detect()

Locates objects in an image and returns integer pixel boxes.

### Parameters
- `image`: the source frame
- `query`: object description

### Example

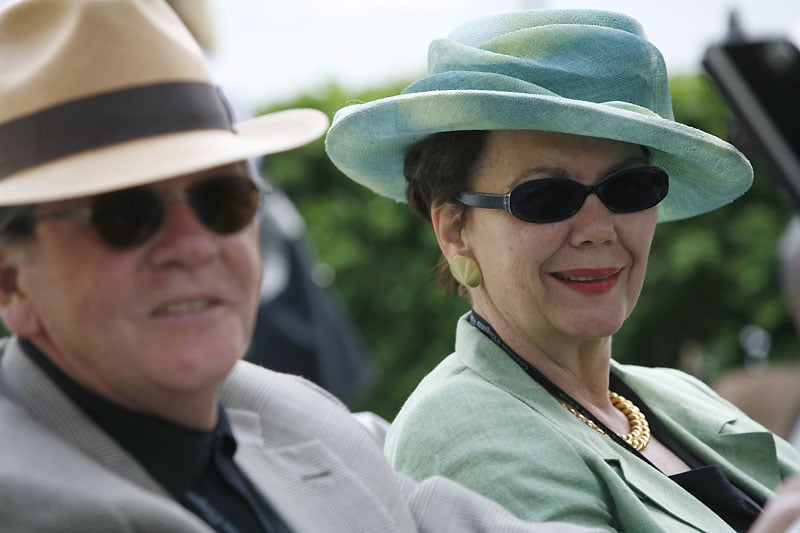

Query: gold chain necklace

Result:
[560,391,651,451]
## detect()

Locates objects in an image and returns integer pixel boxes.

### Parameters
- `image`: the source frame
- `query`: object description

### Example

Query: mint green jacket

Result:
[385,315,800,532]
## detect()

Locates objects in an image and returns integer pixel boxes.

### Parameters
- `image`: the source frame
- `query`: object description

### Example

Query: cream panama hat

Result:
[0,0,328,206]
[325,9,753,223]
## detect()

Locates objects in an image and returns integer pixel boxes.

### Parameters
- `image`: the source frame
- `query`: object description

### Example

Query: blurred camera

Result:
[704,36,800,205]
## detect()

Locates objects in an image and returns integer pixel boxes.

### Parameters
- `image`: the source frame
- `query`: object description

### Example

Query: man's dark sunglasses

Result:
[36,175,268,249]
[456,166,669,223]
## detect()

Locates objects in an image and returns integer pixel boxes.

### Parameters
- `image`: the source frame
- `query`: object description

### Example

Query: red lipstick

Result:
[551,268,621,295]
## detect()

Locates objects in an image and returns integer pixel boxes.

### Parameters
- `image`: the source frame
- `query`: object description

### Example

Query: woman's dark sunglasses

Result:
[456,166,669,223]
[36,175,268,249]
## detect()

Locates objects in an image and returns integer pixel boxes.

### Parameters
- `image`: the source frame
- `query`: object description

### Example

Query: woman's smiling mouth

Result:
[551,268,621,294]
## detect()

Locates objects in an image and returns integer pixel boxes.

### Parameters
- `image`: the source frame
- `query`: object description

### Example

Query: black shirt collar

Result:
[20,338,238,498]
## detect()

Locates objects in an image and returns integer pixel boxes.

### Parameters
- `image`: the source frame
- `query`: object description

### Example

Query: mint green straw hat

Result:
[325,9,753,222]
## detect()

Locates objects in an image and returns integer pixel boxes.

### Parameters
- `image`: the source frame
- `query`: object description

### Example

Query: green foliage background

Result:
[260,74,798,420]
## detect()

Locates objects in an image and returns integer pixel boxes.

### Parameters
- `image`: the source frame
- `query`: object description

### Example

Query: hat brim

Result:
[0,108,329,205]
[326,91,752,222]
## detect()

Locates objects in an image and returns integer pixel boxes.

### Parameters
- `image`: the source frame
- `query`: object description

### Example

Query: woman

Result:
[326,8,800,533]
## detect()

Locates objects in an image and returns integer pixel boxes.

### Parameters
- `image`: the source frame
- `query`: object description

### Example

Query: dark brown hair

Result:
[403,130,489,291]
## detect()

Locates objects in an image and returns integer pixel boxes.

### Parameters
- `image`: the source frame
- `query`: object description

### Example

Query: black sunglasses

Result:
[35,175,268,249]
[456,166,669,223]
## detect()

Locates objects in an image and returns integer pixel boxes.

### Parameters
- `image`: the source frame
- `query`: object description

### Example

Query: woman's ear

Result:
[431,202,468,260]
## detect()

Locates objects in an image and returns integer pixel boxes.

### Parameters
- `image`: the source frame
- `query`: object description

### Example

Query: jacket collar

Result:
[0,337,165,492]
[453,314,776,532]
[613,362,782,500]
[0,337,408,532]
[226,408,406,532]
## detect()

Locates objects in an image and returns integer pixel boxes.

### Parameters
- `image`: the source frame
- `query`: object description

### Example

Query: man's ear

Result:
[0,263,20,305]
[0,259,38,337]
[431,202,469,261]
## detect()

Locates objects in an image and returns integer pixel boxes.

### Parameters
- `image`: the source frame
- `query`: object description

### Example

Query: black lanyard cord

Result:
[467,310,655,466]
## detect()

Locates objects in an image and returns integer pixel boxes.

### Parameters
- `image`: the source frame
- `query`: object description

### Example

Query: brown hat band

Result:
[0,82,235,181]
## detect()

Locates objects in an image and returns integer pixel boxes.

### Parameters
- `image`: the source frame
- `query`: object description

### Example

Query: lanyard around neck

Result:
[466,310,654,463]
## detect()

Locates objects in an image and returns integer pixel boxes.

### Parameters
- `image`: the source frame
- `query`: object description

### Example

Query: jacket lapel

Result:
[616,362,783,503]
[0,338,408,532]
[227,409,405,532]
[0,338,167,493]
[456,320,741,531]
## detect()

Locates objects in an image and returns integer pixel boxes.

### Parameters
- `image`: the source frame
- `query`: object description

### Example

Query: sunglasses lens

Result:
[90,188,163,249]
[188,176,261,235]
[78,176,260,250]
[510,179,586,223]
[601,168,669,213]
[508,167,668,223]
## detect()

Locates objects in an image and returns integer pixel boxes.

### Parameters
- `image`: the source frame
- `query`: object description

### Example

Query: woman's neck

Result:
[471,307,614,407]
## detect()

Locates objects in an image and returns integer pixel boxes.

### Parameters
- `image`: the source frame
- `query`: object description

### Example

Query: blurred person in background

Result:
[327,8,800,532]
[713,216,800,448]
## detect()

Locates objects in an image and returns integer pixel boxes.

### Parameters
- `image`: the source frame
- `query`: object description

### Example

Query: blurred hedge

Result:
[259,74,796,419]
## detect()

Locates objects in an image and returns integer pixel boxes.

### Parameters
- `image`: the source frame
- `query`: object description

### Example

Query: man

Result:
[165,0,375,404]
[0,1,593,531]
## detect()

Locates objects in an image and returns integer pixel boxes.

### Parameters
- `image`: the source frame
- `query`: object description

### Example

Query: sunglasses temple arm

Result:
[456,192,509,211]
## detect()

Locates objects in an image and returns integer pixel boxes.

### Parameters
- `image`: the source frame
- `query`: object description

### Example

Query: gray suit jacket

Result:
[0,336,595,532]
